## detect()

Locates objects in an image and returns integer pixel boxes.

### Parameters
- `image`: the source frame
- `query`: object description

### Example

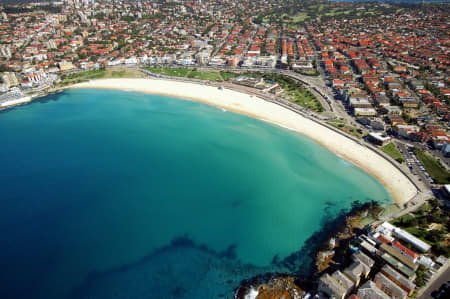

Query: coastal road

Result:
[418,262,450,299]
[396,142,433,188]
[139,63,354,122]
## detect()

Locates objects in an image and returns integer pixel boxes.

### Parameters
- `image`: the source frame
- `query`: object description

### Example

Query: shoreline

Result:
[69,78,416,205]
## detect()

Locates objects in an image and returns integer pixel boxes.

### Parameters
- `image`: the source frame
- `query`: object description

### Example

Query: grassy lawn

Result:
[391,213,415,227]
[220,71,238,81]
[187,70,223,81]
[324,8,340,17]
[389,199,450,257]
[222,71,324,113]
[414,148,450,184]
[300,70,320,76]
[60,68,145,85]
[143,67,190,77]
[259,73,323,114]
[381,143,405,163]
[413,203,432,216]
[67,70,105,80]
[286,88,323,113]
[327,119,363,138]
[292,12,309,22]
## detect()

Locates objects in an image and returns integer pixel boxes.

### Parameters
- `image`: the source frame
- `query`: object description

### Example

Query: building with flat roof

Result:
[374,272,407,299]
[381,253,416,280]
[368,132,391,146]
[353,251,375,269]
[392,240,419,263]
[344,260,370,287]
[380,265,416,296]
[380,243,418,271]
[375,222,431,253]
[354,107,377,117]
[357,280,390,299]
[360,240,377,255]
[2,72,19,87]
[392,228,431,253]
[332,270,354,295]
[318,273,346,299]
[59,61,75,71]
[441,184,450,198]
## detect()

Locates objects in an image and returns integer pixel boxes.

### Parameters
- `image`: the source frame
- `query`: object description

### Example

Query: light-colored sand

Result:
[73,78,417,206]
[1,96,32,107]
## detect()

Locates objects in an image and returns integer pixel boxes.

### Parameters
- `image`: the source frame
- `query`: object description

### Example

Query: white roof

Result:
[392,227,431,252]
[444,185,450,194]
[369,132,391,142]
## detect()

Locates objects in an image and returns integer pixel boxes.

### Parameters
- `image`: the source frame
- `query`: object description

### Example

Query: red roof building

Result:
[392,240,419,263]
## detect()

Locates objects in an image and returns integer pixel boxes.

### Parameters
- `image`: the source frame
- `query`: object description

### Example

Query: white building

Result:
[375,222,431,252]
[0,46,12,58]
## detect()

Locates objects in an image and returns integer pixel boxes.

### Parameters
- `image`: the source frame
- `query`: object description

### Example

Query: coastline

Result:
[70,78,416,206]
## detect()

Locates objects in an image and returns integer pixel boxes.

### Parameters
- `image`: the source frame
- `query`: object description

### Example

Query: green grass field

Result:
[187,70,223,81]
[381,143,405,163]
[143,67,190,77]
[414,149,450,184]
[220,72,238,81]
[143,67,225,81]
[286,88,323,113]
[60,68,145,85]
[327,119,363,138]
[65,69,107,81]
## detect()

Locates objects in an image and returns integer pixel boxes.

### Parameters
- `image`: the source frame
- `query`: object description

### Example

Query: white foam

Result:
[244,288,258,299]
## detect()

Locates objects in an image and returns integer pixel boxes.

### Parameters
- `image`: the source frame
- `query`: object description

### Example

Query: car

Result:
[434,289,450,299]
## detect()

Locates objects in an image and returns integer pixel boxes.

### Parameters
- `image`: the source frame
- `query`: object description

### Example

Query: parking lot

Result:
[397,142,435,188]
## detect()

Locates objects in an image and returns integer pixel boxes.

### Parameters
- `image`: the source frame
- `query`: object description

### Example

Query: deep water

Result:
[0,89,391,299]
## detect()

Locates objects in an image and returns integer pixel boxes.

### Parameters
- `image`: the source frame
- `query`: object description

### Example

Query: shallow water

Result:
[0,89,391,298]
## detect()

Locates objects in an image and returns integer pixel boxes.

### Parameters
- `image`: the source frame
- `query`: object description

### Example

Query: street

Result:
[396,141,434,188]
[419,263,450,299]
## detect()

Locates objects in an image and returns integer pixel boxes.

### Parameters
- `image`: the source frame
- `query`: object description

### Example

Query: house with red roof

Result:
[392,240,419,263]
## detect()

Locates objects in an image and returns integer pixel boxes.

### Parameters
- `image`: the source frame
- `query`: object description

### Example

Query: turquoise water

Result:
[0,89,391,299]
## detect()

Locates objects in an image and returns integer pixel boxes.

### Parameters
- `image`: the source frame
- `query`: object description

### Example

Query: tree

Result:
[415,265,427,287]
[426,229,444,243]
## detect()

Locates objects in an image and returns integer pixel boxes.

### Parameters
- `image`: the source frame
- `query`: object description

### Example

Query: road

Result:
[418,262,450,299]
[396,141,433,188]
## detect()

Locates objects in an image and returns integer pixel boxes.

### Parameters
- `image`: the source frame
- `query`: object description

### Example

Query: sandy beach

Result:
[73,78,417,206]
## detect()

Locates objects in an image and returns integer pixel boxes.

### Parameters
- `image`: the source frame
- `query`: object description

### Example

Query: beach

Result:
[73,78,417,206]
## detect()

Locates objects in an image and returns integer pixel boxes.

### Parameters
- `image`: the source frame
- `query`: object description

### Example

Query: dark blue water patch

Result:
[69,199,363,299]
[70,235,267,299]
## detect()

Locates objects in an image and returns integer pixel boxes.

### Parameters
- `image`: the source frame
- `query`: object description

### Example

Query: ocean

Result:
[0,89,391,298]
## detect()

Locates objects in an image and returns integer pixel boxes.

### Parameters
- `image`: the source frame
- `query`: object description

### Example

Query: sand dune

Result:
[73,78,417,206]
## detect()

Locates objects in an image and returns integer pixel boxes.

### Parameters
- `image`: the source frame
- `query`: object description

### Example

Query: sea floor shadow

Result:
[71,201,374,299]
